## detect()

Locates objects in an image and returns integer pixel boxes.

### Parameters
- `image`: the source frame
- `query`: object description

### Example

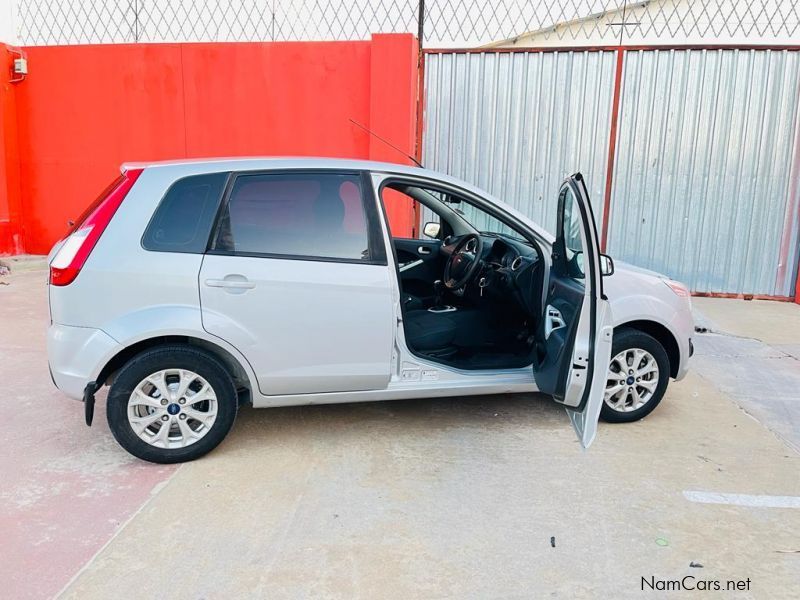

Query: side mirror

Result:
[422,221,441,239]
[600,253,614,276]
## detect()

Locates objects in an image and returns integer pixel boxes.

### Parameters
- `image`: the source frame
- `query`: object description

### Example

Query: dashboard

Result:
[484,236,543,317]
[484,236,536,271]
[442,233,543,317]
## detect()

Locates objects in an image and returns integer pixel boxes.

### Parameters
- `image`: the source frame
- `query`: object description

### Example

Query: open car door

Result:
[533,173,614,448]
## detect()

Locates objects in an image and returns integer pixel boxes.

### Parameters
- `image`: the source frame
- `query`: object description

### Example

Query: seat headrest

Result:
[313,182,345,229]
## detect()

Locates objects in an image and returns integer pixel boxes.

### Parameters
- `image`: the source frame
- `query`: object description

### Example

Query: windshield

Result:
[445,197,530,244]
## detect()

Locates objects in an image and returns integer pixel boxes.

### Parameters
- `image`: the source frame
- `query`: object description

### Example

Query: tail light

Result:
[50,168,143,286]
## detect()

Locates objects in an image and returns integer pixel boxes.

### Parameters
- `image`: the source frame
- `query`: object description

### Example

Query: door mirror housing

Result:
[422,221,441,239]
[600,254,614,276]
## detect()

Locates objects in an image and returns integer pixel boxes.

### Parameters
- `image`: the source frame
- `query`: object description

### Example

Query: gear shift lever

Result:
[433,279,445,308]
[428,280,455,313]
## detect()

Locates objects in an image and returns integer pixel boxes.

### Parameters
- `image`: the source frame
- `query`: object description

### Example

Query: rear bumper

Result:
[47,324,121,400]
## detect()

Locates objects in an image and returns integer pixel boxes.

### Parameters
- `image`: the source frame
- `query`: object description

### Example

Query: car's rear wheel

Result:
[600,328,670,423]
[106,346,238,463]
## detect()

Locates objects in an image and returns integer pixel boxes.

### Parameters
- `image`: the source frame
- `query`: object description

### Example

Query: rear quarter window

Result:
[142,172,228,253]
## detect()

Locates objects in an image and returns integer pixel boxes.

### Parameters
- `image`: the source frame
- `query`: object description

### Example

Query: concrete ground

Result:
[692,297,800,453]
[2,265,799,599]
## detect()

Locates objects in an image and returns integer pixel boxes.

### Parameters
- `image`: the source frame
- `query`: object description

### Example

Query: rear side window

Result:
[142,172,228,253]
[213,171,384,263]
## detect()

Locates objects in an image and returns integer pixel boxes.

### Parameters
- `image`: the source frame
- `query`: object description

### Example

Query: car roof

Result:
[123,156,557,244]
[123,156,434,178]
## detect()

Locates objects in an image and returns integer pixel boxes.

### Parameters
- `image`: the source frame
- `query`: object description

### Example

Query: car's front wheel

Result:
[600,328,670,423]
[106,345,238,463]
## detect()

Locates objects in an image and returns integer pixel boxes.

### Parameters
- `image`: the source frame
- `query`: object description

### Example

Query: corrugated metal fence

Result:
[611,49,800,296]
[423,50,616,233]
[422,48,800,298]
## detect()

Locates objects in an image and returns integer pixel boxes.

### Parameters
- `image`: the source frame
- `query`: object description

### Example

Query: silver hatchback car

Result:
[47,158,693,463]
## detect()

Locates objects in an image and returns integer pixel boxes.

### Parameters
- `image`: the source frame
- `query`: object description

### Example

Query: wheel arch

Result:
[96,335,254,404]
[615,320,680,379]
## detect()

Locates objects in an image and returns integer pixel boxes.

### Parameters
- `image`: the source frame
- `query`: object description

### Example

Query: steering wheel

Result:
[444,233,484,289]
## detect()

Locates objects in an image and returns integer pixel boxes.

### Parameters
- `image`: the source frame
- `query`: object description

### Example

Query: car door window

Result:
[381,188,430,239]
[214,171,383,262]
[556,185,586,280]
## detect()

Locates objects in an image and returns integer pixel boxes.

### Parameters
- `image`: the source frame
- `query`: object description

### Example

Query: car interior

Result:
[382,182,547,371]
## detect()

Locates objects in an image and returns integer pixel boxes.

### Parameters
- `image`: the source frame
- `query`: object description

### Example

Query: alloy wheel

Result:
[604,348,660,412]
[127,369,218,449]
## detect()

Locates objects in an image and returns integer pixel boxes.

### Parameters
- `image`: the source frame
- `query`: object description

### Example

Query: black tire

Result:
[599,328,670,423]
[106,345,238,463]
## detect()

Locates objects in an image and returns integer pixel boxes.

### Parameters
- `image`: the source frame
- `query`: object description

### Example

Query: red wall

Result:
[0,47,24,254]
[0,34,418,255]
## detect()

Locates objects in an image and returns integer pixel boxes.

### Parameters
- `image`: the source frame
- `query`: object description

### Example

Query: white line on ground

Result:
[683,490,800,509]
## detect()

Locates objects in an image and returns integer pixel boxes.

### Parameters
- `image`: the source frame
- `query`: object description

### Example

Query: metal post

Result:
[271,0,276,41]
[784,94,800,302]
[417,0,424,53]
[133,0,140,42]
[413,0,426,238]
[600,47,625,252]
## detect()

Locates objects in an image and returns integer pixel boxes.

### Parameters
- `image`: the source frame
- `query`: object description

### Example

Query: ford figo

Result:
[47,159,693,463]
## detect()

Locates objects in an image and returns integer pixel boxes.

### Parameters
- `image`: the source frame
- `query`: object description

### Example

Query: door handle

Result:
[418,246,431,255]
[544,305,565,340]
[204,278,255,290]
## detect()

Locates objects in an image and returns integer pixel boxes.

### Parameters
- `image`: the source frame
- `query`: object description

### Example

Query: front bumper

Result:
[669,307,694,382]
[47,324,121,400]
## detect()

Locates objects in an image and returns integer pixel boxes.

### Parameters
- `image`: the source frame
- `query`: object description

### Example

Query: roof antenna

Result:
[349,119,423,168]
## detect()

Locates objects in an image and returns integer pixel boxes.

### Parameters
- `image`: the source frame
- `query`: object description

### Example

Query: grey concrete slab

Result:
[691,298,800,453]
[777,344,800,360]
[61,374,800,599]
[691,297,800,347]
[0,253,48,273]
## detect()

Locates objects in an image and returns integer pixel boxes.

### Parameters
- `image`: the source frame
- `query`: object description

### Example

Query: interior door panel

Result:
[532,276,585,398]
[393,238,445,300]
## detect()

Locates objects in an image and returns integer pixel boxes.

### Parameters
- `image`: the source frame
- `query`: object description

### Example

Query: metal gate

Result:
[421,48,800,298]
[422,50,616,233]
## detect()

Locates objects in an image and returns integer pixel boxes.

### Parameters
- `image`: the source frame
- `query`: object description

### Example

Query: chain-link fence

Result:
[16,0,800,47]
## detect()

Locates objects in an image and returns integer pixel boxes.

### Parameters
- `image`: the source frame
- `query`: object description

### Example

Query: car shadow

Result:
[218,392,568,453]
